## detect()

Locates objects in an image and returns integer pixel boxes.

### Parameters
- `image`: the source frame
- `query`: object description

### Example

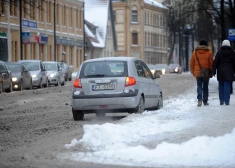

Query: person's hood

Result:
[195,45,210,54]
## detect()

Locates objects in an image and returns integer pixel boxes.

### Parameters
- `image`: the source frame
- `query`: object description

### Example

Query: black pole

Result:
[53,0,56,61]
[19,0,22,60]
[83,1,85,62]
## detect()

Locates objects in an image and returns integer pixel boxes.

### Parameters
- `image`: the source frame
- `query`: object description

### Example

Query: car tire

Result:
[156,94,163,110]
[130,96,144,113]
[0,82,2,94]
[69,76,72,81]
[6,82,12,93]
[96,111,106,118]
[19,80,23,91]
[44,79,48,88]
[72,109,84,121]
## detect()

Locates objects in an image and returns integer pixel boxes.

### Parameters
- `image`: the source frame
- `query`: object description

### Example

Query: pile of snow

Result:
[60,77,235,167]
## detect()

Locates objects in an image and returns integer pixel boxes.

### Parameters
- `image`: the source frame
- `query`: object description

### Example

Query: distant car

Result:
[18,60,48,88]
[59,61,72,81]
[5,62,32,91]
[43,61,65,86]
[71,57,163,121]
[147,64,156,75]
[0,61,12,93]
[155,64,169,75]
[169,64,182,74]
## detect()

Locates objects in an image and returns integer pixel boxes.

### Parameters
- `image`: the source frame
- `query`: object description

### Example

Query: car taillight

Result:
[125,77,136,86]
[74,78,82,88]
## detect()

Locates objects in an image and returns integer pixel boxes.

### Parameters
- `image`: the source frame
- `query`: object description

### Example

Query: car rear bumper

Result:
[72,90,139,110]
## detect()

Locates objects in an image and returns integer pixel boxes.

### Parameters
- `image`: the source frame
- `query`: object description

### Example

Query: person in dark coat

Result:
[212,40,235,105]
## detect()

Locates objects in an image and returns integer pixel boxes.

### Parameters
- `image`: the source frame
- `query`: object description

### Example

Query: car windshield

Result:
[6,63,21,73]
[147,64,155,69]
[21,62,40,71]
[80,61,128,78]
[44,63,57,71]
[169,64,179,68]
[155,64,168,68]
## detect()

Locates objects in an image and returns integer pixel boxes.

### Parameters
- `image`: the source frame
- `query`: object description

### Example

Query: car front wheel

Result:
[156,94,163,110]
[72,109,84,121]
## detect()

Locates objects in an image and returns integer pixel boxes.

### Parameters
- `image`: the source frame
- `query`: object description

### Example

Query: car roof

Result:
[5,62,21,64]
[83,56,137,63]
[43,61,57,63]
[18,60,41,62]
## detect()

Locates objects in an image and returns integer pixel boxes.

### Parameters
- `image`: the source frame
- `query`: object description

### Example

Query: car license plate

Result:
[92,84,115,91]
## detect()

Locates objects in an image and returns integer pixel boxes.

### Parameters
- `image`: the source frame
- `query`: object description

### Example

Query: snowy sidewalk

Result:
[60,77,235,168]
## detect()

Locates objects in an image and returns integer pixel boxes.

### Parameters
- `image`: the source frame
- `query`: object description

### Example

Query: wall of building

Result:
[112,0,169,64]
[0,0,84,71]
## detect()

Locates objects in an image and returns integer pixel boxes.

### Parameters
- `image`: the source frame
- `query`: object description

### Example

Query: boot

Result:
[197,101,202,107]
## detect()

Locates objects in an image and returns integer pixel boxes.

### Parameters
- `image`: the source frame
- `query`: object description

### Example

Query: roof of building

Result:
[144,0,167,8]
[112,0,167,9]
[84,0,110,48]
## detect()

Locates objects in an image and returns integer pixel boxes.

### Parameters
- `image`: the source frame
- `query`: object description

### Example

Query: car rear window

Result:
[79,61,128,78]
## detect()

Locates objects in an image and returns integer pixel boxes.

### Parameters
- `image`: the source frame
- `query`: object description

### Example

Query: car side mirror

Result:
[153,72,160,79]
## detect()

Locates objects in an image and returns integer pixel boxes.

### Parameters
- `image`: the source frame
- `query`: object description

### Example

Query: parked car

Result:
[147,64,156,75]
[0,60,12,93]
[71,57,163,120]
[155,64,169,75]
[169,63,182,74]
[59,60,72,81]
[5,62,32,91]
[18,60,48,88]
[43,61,65,86]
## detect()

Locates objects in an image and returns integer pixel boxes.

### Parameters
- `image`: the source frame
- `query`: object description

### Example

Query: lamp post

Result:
[19,0,22,60]
[53,0,56,61]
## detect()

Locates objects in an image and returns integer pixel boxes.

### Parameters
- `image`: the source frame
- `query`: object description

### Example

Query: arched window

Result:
[131,7,138,23]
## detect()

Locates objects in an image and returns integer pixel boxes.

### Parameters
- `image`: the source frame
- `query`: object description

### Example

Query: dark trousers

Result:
[231,81,233,94]
[219,81,230,104]
[196,78,209,103]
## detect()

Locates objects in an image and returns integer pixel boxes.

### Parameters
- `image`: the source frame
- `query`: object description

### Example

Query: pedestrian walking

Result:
[190,38,213,107]
[212,40,235,105]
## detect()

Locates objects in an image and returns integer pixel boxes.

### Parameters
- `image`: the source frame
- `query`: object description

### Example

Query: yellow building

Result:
[112,0,169,64]
[0,0,84,70]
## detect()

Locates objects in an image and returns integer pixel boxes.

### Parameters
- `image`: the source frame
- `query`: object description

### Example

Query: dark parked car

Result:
[18,60,48,88]
[5,62,32,91]
[59,60,72,81]
[0,60,12,93]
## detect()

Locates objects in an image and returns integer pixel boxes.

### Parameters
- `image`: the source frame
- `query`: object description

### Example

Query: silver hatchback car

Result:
[71,57,163,121]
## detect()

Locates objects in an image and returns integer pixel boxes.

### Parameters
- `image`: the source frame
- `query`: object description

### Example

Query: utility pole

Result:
[19,0,22,60]
[53,0,56,61]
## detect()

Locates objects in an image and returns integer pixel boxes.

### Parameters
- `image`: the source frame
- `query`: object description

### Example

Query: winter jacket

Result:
[212,46,235,81]
[190,45,213,78]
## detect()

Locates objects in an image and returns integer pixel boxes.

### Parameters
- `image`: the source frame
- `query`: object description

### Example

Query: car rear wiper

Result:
[86,74,105,77]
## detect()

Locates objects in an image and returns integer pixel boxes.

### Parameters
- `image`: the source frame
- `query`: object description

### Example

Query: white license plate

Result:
[92,84,115,91]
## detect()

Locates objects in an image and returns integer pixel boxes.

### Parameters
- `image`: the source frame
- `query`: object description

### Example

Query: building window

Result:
[132,32,138,45]
[113,11,116,23]
[132,10,137,22]
[0,1,6,14]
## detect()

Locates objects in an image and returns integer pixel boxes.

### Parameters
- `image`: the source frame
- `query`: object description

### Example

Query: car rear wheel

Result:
[156,94,163,110]
[96,111,106,118]
[72,109,84,121]
[130,96,144,113]
[0,82,2,94]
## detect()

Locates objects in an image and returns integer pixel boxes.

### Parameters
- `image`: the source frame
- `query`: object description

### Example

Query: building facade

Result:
[0,0,84,70]
[84,0,117,60]
[112,0,169,64]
